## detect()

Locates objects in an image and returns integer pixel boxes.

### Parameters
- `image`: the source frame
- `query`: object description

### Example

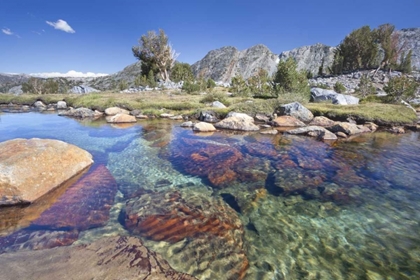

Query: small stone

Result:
[160,113,174,118]
[181,121,194,127]
[260,129,278,135]
[193,122,216,132]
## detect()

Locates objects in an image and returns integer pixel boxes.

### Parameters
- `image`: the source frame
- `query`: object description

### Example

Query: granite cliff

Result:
[191,44,279,83]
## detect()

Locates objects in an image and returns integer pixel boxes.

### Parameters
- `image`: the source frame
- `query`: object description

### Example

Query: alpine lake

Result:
[0,111,419,280]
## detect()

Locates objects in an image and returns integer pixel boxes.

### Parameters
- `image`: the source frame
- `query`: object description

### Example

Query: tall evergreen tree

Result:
[132,29,179,82]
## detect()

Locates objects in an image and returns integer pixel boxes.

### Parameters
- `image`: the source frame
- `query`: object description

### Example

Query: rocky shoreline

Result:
[1,96,419,135]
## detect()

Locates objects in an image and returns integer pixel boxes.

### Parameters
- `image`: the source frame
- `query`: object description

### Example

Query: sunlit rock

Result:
[0,138,93,206]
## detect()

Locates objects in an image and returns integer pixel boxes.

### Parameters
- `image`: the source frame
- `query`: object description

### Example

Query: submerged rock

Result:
[33,165,117,231]
[267,169,325,196]
[0,236,196,279]
[170,138,243,188]
[0,138,93,206]
[124,190,248,280]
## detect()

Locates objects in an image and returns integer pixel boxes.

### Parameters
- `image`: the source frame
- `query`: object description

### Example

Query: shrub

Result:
[207,78,216,89]
[384,76,419,102]
[118,80,128,91]
[182,81,201,94]
[231,75,251,97]
[333,82,346,93]
[199,92,230,106]
[170,63,194,82]
[355,74,376,98]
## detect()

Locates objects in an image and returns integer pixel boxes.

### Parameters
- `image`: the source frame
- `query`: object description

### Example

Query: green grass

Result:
[2,92,415,125]
[306,103,418,125]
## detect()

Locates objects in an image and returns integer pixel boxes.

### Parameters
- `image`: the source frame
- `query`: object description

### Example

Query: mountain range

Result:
[1,28,419,92]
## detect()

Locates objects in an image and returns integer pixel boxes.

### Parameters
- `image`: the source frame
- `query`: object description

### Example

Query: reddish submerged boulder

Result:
[124,190,249,280]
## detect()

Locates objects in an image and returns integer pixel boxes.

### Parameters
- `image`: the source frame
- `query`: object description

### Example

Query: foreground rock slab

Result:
[0,236,196,280]
[0,138,93,206]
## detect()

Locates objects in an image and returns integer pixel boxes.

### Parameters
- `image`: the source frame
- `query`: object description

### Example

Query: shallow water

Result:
[0,112,419,279]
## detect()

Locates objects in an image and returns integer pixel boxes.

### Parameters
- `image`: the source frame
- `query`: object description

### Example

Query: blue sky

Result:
[1,0,419,76]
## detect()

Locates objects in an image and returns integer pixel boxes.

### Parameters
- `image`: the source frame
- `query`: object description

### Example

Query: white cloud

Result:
[30,71,108,78]
[46,19,75,33]
[2,28,13,35]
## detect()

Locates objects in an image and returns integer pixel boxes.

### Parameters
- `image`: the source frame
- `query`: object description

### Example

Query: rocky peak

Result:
[191,44,279,82]
[397,28,420,71]
[279,43,336,75]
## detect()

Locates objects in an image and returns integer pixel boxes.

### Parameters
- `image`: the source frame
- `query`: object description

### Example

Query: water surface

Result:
[0,112,419,279]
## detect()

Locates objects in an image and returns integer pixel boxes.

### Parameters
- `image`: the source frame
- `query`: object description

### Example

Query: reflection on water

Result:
[0,112,420,279]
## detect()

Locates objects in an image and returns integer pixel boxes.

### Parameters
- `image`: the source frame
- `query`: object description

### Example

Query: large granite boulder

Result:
[310,88,338,102]
[310,88,359,105]
[285,126,338,140]
[332,94,360,105]
[0,236,196,280]
[215,116,260,131]
[0,138,93,206]
[275,102,314,123]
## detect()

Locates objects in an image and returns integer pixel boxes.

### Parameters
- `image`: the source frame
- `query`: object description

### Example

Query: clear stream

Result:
[0,112,419,279]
